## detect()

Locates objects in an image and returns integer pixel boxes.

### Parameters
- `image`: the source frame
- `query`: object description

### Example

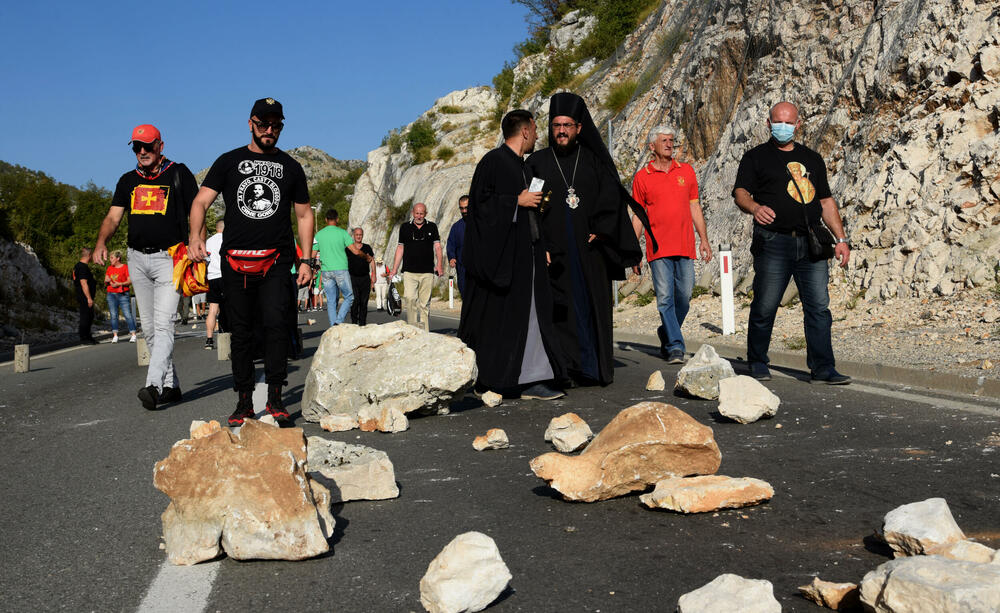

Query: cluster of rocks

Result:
[669,498,999,612]
[303,322,476,432]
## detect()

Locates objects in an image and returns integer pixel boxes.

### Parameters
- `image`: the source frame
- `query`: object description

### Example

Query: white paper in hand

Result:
[528,177,545,192]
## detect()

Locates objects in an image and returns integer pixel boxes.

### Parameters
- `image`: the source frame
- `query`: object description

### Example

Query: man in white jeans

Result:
[94,124,199,411]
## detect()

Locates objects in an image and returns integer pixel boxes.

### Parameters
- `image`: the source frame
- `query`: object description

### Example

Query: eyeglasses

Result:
[132,141,159,154]
[551,122,579,129]
[251,118,284,132]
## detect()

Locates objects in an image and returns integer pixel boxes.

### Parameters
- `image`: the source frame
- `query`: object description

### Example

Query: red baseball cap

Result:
[129,124,161,144]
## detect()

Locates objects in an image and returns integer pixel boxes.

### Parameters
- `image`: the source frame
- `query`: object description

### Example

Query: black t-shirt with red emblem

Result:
[110,160,197,250]
[202,146,309,262]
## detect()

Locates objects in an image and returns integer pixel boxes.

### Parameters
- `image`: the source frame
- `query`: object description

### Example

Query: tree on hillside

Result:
[512,0,579,27]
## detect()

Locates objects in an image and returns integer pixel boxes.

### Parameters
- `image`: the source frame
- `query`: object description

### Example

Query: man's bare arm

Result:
[389,244,404,277]
[733,187,775,225]
[820,196,851,268]
[187,186,219,262]
[294,202,315,286]
[689,199,712,261]
[93,208,125,265]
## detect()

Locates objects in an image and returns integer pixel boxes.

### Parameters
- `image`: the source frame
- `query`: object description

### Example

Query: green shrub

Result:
[438,105,462,114]
[406,120,437,153]
[381,129,403,154]
[436,147,455,162]
[540,49,575,96]
[635,27,688,96]
[691,284,709,299]
[514,25,550,58]
[784,336,807,350]
[604,79,637,113]
[575,0,659,61]
[632,290,655,307]
[386,197,413,244]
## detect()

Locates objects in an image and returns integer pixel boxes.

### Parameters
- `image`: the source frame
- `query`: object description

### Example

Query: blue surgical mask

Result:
[770,122,795,144]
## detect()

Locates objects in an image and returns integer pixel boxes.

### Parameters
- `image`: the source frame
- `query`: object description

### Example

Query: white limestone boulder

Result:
[677,574,781,613]
[859,556,1000,612]
[473,429,509,451]
[543,412,593,453]
[302,321,476,431]
[880,498,966,557]
[675,345,736,400]
[928,540,996,564]
[306,436,399,502]
[419,532,512,613]
[718,376,780,424]
[646,370,665,391]
[640,475,774,513]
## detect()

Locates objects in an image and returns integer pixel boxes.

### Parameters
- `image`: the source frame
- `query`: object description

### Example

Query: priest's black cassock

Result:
[459,144,565,390]
[526,93,647,385]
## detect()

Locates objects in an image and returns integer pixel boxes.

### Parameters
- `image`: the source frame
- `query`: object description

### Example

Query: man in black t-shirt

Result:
[347,227,376,326]
[72,248,98,345]
[389,202,442,332]
[188,97,314,428]
[732,101,851,385]
[94,124,198,411]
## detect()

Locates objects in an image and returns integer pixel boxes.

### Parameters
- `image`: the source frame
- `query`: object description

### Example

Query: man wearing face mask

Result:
[446,195,468,298]
[732,101,851,385]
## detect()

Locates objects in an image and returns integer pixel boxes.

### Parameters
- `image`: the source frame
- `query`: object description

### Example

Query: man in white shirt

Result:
[204,220,225,350]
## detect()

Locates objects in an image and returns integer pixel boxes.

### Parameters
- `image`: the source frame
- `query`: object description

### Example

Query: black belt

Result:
[134,246,168,254]
[761,227,806,237]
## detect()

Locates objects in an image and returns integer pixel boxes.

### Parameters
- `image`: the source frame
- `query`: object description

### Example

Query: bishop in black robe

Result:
[459,138,565,392]
[526,92,649,385]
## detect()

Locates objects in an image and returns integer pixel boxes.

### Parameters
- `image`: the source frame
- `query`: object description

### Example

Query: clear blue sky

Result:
[0,1,530,190]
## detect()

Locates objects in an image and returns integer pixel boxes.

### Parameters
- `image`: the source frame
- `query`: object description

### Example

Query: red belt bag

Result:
[227,249,280,276]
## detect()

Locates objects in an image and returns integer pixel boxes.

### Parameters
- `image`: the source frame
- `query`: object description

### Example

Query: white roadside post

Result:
[448,273,455,309]
[719,243,735,336]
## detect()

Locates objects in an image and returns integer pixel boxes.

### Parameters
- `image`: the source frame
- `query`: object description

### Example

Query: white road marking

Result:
[850,383,1000,417]
[136,560,220,613]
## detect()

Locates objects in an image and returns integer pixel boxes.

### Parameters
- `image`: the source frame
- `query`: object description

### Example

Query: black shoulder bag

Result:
[787,166,835,260]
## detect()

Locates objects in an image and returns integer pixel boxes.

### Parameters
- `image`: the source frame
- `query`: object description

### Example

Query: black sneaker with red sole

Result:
[228,392,255,427]
[265,400,291,425]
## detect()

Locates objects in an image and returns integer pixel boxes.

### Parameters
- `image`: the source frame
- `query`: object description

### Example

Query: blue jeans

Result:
[747,225,835,376]
[649,256,694,354]
[322,270,353,326]
[106,292,136,333]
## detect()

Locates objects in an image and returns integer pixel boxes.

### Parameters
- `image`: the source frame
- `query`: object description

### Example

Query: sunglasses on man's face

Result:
[252,118,284,132]
[132,141,159,154]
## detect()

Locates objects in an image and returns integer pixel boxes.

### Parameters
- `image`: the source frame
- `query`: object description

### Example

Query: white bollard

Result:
[216,332,231,361]
[719,244,735,336]
[136,337,150,366]
[14,344,29,373]
[448,275,455,309]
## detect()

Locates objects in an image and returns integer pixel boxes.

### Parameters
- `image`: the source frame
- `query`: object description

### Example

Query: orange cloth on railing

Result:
[167,243,209,297]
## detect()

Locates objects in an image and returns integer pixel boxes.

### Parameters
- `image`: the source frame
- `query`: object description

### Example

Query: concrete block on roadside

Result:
[137,337,150,366]
[216,332,231,361]
[14,344,29,373]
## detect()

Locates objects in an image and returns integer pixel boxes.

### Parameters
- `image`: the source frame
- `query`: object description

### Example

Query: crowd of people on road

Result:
[73,92,852,427]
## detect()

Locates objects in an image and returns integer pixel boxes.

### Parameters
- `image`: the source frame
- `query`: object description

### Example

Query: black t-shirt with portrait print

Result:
[398,221,440,274]
[202,146,310,263]
[732,140,832,233]
[110,160,198,250]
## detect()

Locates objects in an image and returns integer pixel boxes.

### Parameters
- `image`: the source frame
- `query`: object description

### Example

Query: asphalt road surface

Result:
[2,310,999,612]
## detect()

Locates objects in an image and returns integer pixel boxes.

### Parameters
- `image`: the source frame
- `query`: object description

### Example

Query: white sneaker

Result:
[129,333,137,343]
[111,334,119,343]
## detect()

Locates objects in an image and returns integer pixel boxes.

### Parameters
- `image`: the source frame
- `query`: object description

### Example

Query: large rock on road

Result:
[302,321,477,430]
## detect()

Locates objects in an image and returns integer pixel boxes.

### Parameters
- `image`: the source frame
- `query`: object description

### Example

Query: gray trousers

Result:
[128,248,180,391]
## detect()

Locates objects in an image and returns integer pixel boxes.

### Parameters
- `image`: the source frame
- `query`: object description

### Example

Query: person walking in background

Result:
[389,202,443,332]
[631,125,711,365]
[93,123,197,411]
[314,209,366,326]
[374,257,389,310]
[446,195,468,298]
[204,219,225,350]
[73,247,98,345]
[347,227,375,325]
[104,250,137,343]
[732,101,851,385]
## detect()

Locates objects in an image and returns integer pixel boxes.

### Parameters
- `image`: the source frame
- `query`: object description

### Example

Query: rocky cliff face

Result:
[350,0,1000,300]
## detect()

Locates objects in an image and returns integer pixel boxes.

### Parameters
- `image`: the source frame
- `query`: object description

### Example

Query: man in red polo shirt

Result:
[631,126,711,363]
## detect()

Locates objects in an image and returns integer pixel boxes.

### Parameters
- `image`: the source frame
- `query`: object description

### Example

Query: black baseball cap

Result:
[251,97,284,119]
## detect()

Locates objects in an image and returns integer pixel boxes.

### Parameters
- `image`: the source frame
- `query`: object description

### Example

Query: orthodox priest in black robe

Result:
[526,92,654,385]
[459,110,566,399]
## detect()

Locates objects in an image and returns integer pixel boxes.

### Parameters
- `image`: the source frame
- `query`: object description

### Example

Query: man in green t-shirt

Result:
[314,209,368,326]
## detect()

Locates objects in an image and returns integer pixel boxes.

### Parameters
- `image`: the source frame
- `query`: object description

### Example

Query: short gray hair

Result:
[648,125,677,143]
